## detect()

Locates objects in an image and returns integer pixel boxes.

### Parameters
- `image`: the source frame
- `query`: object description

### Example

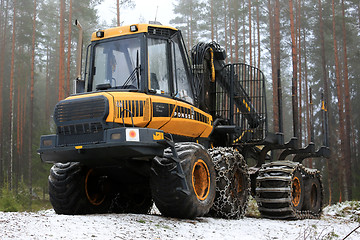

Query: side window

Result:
[93,45,106,87]
[172,41,194,104]
[148,38,170,95]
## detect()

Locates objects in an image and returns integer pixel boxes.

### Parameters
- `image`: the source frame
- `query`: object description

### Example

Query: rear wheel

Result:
[303,176,322,214]
[49,162,111,214]
[256,161,321,219]
[150,142,216,219]
[291,169,305,211]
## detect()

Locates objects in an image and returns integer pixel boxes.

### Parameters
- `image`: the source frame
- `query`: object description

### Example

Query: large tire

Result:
[256,161,320,219]
[303,175,322,214]
[49,162,111,214]
[208,147,250,219]
[150,142,216,219]
[291,169,305,211]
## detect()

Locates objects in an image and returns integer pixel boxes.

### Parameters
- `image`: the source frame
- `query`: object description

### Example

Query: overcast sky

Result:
[96,0,175,27]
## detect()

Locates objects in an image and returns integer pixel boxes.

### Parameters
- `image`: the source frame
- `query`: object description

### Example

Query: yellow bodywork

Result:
[66,92,213,139]
[84,24,213,138]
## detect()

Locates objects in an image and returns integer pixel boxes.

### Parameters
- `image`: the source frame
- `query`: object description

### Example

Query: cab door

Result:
[170,33,194,105]
[156,34,213,138]
[146,36,174,130]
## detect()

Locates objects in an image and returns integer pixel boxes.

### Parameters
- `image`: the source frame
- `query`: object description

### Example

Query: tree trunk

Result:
[242,0,246,63]
[297,0,302,146]
[341,0,352,200]
[234,1,239,63]
[318,0,332,203]
[190,4,193,49]
[58,0,65,101]
[15,55,21,194]
[45,47,50,121]
[268,0,276,131]
[253,13,256,68]
[303,30,312,167]
[289,0,299,142]
[358,1,360,31]
[248,0,252,67]
[186,13,190,50]
[16,68,20,157]
[21,86,26,174]
[19,86,25,182]
[117,0,120,26]
[211,0,214,41]
[0,0,8,187]
[228,0,232,63]
[66,0,72,97]
[332,0,347,201]
[224,0,228,59]
[28,0,37,197]
[0,1,2,164]
[9,0,16,190]
[215,12,218,42]
[273,0,281,133]
[256,0,260,70]
[0,0,3,40]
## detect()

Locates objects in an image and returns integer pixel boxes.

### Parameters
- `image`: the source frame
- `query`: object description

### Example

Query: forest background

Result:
[0,0,359,210]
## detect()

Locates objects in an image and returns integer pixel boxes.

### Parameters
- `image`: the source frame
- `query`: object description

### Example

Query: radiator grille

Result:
[54,96,109,145]
[55,96,107,124]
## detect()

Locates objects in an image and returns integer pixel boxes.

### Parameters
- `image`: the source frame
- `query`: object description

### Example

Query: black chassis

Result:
[38,127,167,166]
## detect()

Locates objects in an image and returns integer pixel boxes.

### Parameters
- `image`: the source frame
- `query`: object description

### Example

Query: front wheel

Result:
[303,175,322,214]
[49,162,111,214]
[150,142,216,219]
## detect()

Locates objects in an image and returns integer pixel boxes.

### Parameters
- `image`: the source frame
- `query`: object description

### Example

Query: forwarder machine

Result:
[38,22,330,219]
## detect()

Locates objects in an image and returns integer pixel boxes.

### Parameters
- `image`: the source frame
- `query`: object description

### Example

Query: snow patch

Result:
[0,203,359,240]
[323,201,360,222]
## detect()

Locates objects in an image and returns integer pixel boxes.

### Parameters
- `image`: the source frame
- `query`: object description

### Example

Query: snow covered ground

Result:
[0,202,359,240]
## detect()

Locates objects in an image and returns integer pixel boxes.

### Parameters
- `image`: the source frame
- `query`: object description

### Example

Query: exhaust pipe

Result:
[74,19,84,93]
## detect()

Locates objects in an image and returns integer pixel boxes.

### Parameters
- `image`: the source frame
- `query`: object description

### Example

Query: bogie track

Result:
[255,161,323,220]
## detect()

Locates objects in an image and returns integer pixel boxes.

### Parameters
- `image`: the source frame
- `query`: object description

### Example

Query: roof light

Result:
[96,30,104,38]
[130,25,138,32]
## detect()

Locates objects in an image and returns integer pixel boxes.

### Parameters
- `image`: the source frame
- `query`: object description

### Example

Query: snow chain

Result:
[208,147,251,219]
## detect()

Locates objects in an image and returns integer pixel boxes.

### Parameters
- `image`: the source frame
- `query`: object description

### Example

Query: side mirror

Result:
[74,78,85,93]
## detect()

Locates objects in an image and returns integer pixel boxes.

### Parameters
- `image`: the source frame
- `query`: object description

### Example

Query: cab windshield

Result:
[92,37,141,90]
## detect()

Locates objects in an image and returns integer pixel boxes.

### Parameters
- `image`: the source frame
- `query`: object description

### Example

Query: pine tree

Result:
[9,0,17,190]
[116,0,135,26]
[248,0,252,66]
[28,0,37,196]
[332,0,347,201]
[274,0,281,133]
[66,0,73,97]
[341,0,352,200]
[0,0,8,187]
[289,0,299,142]
[170,0,204,50]
[58,0,65,101]
[256,0,260,70]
